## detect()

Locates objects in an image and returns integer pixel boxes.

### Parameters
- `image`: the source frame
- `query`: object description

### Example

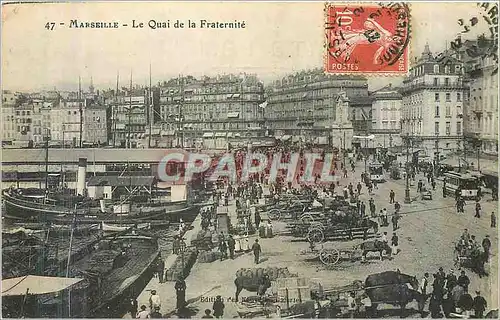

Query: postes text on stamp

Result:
[325,3,411,75]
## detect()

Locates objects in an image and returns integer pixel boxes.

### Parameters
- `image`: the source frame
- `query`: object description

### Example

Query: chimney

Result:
[77,158,87,196]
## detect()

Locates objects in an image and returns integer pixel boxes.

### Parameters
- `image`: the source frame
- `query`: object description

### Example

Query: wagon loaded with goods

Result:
[288,213,379,243]
[234,267,317,318]
[299,239,391,266]
[313,271,422,318]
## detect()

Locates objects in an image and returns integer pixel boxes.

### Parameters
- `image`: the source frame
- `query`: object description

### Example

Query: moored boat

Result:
[101,221,151,232]
[1,227,161,318]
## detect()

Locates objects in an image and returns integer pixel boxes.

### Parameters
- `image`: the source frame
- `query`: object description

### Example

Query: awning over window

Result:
[292,136,301,142]
[203,132,214,138]
[115,123,126,130]
[227,112,240,119]
[232,93,241,98]
[227,132,234,138]
[302,92,308,98]
[152,129,161,135]
[282,135,292,141]
[215,132,227,137]
[234,133,241,137]
[226,94,233,99]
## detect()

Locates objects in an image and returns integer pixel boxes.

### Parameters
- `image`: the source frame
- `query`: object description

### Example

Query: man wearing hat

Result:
[457,270,470,293]
[482,235,491,260]
[472,291,487,318]
[446,269,457,293]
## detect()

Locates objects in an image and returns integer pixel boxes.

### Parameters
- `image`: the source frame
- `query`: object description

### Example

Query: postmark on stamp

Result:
[324,2,411,75]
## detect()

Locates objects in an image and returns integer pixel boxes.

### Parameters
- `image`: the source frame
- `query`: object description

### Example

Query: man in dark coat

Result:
[389,190,395,204]
[175,277,187,311]
[473,291,487,318]
[391,214,399,231]
[227,235,236,259]
[157,257,165,284]
[212,295,225,319]
[254,210,261,229]
[457,270,470,293]
[475,201,481,218]
[252,239,262,264]
[445,269,457,293]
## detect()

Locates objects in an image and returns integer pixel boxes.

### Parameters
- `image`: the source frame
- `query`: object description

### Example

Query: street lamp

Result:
[179,238,186,275]
[476,137,482,171]
[404,133,411,204]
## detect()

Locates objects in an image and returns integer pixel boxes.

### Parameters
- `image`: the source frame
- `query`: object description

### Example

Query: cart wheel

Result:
[310,222,324,230]
[307,228,324,243]
[268,209,281,221]
[301,213,315,224]
[319,248,340,265]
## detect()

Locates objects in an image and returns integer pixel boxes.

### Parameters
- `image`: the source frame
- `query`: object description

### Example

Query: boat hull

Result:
[2,190,199,223]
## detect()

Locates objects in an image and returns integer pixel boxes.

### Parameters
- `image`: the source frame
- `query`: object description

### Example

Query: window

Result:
[21,111,25,116]
[446,93,451,102]
[433,65,440,73]
[444,78,450,85]
[15,111,19,116]
[446,122,451,135]
[457,122,462,135]
[435,93,440,102]
[435,122,440,135]
[457,93,461,101]
[433,78,439,86]
[446,105,451,117]
[445,66,451,74]
[435,106,440,117]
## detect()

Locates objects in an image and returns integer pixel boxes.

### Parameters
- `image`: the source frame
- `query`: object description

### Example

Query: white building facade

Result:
[370,85,403,149]
[401,44,466,156]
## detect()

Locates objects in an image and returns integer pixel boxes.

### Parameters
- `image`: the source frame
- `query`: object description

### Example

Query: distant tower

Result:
[89,76,95,94]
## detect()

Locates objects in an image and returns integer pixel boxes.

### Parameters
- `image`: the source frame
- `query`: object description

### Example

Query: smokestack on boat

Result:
[77,158,87,196]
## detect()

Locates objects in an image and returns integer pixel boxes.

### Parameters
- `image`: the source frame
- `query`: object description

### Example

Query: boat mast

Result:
[65,205,77,317]
[44,133,49,191]
[148,63,152,149]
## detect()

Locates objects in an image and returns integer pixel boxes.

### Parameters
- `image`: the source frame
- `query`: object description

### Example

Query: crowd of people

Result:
[131,145,495,319]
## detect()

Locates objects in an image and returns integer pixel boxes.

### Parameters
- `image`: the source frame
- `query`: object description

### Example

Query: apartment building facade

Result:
[401,44,467,156]
[370,85,403,149]
[155,74,266,150]
[264,68,368,145]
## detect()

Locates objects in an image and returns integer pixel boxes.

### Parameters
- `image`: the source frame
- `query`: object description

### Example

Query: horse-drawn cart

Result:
[300,241,361,266]
[300,239,392,266]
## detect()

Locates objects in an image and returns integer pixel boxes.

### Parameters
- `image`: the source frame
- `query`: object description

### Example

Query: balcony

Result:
[401,82,466,94]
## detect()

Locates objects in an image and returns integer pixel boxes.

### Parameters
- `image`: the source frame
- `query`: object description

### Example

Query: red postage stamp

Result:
[325,3,411,75]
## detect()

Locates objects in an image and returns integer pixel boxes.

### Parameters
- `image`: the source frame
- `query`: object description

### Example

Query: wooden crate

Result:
[276,277,311,309]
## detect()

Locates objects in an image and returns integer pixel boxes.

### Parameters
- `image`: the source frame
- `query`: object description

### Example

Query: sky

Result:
[1,2,493,92]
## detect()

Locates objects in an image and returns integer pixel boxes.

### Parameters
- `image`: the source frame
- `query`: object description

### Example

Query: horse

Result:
[358,240,392,261]
[365,270,423,318]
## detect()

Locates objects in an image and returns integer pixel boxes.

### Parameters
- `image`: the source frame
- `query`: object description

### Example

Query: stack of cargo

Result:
[191,230,213,250]
[197,250,223,263]
[165,248,198,281]
[235,267,297,282]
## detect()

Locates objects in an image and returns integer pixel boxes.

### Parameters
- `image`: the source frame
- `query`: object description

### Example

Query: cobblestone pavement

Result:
[128,159,498,318]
